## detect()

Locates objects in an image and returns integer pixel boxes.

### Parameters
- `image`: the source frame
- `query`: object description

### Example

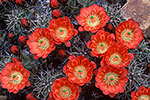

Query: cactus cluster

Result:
[0,0,149,100]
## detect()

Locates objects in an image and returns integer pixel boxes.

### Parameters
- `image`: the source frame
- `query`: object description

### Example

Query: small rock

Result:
[0,95,7,100]
[143,26,150,40]
[121,0,150,30]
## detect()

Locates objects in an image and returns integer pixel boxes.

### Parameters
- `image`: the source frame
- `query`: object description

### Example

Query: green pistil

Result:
[110,77,114,81]
[79,70,82,72]
[63,89,66,92]
[101,44,103,46]
[60,29,63,32]
[128,32,131,35]
[40,40,43,43]
[115,56,118,59]
[12,75,16,78]
[91,16,94,19]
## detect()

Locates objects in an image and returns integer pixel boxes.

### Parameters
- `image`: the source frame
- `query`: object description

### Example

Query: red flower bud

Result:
[25,81,31,87]
[21,18,28,27]
[106,0,114,3]
[26,93,37,100]
[148,64,150,68]
[52,9,62,18]
[147,63,150,72]
[19,35,27,44]
[50,0,59,9]
[15,0,23,5]
[65,41,71,47]
[58,49,67,58]
[0,0,7,4]
[8,33,14,38]
[11,45,19,54]
[106,23,114,32]
[60,0,68,4]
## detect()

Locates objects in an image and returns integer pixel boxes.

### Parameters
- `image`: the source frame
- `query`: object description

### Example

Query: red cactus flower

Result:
[19,35,27,44]
[116,19,143,49]
[95,66,128,98]
[8,33,14,38]
[63,55,96,86]
[26,93,37,100]
[48,17,78,45]
[21,18,28,27]
[60,0,68,4]
[11,45,19,54]
[0,62,30,94]
[87,29,116,57]
[102,43,131,68]
[76,4,110,33]
[50,0,59,9]
[11,57,21,64]
[27,28,55,59]
[131,86,150,100]
[51,77,80,100]
[52,9,62,18]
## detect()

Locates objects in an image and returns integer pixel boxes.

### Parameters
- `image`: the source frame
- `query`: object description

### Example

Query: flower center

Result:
[79,70,82,72]
[40,40,43,43]
[56,28,68,39]
[115,56,118,59]
[12,75,16,78]
[63,89,66,92]
[74,66,87,79]
[11,72,23,85]
[121,29,133,42]
[60,86,72,98]
[128,32,131,35]
[87,15,100,27]
[60,29,63,32]
[109,53,122,65]
[139,95,150,100]
[110,77,114,81]
[39,38,49,50]
[104,72,118,85]
[91,16,94,19]
[96,42,108,54]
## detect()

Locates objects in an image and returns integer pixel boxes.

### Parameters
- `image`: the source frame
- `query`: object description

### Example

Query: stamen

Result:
[40,40,43,43]
[63,89,66,92]
[60,29,63,32]
[79,70,82,72]
[12,75,16,78]
[110,77,114,81]
[128,32,131,35]
[91,16,94,19]
[115,56,118,59]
